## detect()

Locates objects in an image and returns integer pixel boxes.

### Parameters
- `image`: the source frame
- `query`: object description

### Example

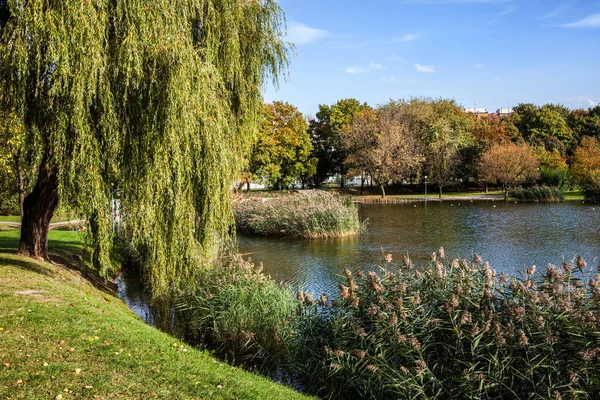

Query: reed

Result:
[293,250,600,399]
[234,190,363,239]
[510,185,564,203]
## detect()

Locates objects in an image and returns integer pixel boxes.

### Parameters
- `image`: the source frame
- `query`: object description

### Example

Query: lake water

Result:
[238,201,600,297]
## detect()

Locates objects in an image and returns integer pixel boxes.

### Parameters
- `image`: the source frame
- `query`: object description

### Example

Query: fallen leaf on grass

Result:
[74,368,81,375]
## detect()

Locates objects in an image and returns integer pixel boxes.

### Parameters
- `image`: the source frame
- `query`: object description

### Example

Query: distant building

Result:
[495,108,513,117]
[465,107,489,118]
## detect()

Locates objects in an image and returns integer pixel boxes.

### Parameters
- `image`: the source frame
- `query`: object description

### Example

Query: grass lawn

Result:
[563,190,585,200]
[0,231,311,400]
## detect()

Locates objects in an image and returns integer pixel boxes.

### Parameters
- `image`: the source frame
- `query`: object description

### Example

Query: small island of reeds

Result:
[234,190,363,239]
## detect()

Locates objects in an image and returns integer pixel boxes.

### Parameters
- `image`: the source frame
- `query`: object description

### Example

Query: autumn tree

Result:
[249,102,316,190]
[478,142,540,201]
[512,104,574,155]
[312,99,369,187]
[0,0,288,296]
[343,106,423,198]
[424,100,473,198]
[571,136,600,200]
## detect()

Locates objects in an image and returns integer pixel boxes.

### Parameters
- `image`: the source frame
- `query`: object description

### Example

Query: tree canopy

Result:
[0,0,289,297]
[249,102,315,190]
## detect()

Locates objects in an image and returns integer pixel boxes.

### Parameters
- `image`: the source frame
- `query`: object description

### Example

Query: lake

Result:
[238,201,600,297]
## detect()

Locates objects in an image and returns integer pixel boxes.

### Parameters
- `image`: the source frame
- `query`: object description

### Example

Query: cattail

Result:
[344,267,352,280]
[430,252,437,263]
[517,330,529,346]
[304,293,314,306]
[410,337,421,350]
[577,256,587,269]
[352,349,366,359]
[333,349,345,358]
[319,294,329,306]
[339,284,350,299]
[474,254,483,264]
[437,247,445,259]
[460,311,472,325]
[368,303,380,315]
[400,366,410,375]
[411,292,421,305]
[330,362,342,370]
[389,313,398,326]
[415,359,427,376]
[451,259,460,269]
[296,290,305,303]
[526,265,536,276]
[366,364,379,373]
[435,261,444,280]
[385,253,393,263]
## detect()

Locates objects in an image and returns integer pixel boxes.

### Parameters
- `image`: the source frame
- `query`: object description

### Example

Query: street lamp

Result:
[424,175,428,203]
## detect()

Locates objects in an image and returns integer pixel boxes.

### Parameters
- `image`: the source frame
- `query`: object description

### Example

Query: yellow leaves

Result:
[74,368,81,375]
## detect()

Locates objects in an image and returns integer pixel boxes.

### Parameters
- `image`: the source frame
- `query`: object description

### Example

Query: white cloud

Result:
[567,96,600,107]
[414,64,436,73]
[346,66,366,74]
[345,62,383,75]
[540,1,572,20]
[286,23,330,45]
[388,55,409,64]
[389,33,421,43]
[474,63,485,69]
[560,14,600,29]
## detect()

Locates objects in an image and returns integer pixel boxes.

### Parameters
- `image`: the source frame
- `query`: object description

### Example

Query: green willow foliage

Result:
[0,0,288,297]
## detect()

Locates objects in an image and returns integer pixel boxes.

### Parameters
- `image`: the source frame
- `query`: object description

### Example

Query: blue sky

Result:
[263,0,600,116]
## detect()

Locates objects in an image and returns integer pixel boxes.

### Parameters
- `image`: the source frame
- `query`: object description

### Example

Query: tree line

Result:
[241,99,600,199]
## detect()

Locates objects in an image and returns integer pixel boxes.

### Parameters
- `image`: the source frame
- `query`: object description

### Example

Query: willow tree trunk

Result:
[380,184,386,199]
[17,156,59,259]
[439,186,443,199]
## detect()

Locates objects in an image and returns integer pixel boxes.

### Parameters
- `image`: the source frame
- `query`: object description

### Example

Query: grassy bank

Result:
[0,233,310,399]
[234,190,362,238]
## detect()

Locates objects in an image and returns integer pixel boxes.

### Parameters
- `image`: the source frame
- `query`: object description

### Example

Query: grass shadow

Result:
[0,253,57,277]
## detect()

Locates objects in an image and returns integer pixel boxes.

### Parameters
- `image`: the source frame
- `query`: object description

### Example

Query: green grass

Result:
[0,232,311,399]
[0,216,21,222]
[563,190,585,200]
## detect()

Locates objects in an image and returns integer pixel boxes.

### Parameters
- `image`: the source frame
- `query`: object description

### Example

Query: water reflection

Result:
[238,201,600,295]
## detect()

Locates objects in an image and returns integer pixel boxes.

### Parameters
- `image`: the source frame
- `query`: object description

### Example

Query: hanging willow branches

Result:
[0,0,289,297]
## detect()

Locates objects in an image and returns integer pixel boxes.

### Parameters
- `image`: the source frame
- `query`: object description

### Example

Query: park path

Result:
[0,219,84,230]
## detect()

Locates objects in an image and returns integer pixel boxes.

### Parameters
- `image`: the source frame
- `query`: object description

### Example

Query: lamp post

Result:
[424,175,428,204]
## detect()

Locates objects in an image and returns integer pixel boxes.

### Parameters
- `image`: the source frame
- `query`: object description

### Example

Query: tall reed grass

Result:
[176,256,297,371]
[510,185,564,203]
[178,250,600,399]
[234,190,363,239]
[294,250,600,399]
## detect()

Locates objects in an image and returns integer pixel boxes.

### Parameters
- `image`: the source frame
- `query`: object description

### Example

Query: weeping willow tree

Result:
[0,0,288,297]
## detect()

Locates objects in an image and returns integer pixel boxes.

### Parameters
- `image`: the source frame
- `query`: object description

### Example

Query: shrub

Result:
[510,185,564,203]
[234,190,363,238]
[292,251,600,399]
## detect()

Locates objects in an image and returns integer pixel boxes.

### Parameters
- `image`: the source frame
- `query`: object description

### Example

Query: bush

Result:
[176,256,298,372]
[293,251,600,399]
[510,185,564,203]
[234,190,363,238]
